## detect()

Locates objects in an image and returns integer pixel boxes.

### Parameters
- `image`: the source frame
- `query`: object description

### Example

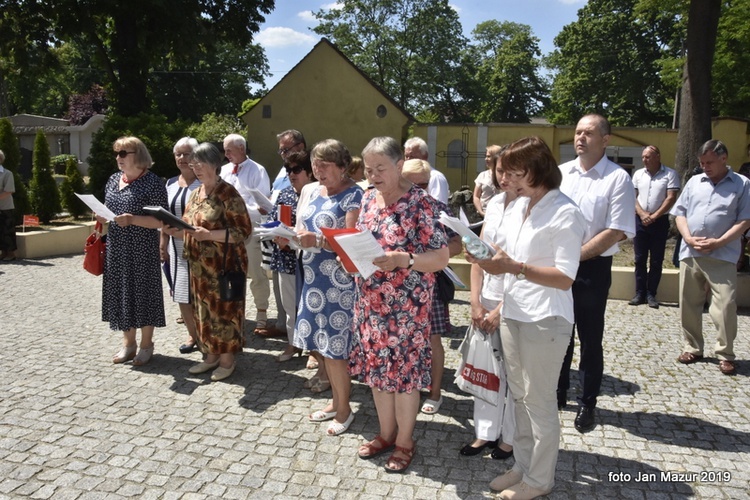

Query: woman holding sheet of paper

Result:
[269,151,314,362]
[293,139,363,436]
[348,136,448,474]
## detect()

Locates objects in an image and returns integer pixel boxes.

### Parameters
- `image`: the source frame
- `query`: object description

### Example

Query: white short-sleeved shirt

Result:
[501,190,586,324]
[559,155,636,256]
[428,168,449,204]
[632,165,680,213]
[480,192,511,301]
[670,168,750,264]
[220,157,271,223]
[474,169,499,211]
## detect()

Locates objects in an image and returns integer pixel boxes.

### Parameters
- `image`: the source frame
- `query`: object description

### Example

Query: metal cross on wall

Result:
[435,125,486,187]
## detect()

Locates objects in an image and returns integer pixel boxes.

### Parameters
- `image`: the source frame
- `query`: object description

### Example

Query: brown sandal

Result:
[677,352,703,364]
[358,435,396,460]
[384,444,416,473]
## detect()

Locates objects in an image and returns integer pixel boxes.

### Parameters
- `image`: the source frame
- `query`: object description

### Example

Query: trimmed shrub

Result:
[59,156,88,217]
[28,130,61,224]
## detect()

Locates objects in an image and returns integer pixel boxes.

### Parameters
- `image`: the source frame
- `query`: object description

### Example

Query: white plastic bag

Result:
[455,324,502,406]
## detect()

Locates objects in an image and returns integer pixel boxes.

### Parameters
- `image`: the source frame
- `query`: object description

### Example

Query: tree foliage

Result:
[465,21,549,122]
[87,114,184,201]
[314,0,468,120]
[0,0,274,117]
[185,114,247,143]
[65,85,108,126]
[28,130,61,224]
[546,0,680,126]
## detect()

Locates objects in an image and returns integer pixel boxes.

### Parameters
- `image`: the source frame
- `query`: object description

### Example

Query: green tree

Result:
[0,118,31,224]
[59,156,88,218]
[546,0,678,126]
[28,130,61,224]
[0,0,273,117]
[185,114,247,143]
[314,0,468,120]
[710,0,750,118]
[465,21,548,122]
[87,114,184,201]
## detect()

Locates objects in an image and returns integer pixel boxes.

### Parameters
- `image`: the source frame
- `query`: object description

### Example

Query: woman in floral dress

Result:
[349,136,449,473]
[176,143,253,382]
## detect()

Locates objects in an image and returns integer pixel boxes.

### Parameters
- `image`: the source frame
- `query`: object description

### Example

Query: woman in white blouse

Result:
[467,136,585,500]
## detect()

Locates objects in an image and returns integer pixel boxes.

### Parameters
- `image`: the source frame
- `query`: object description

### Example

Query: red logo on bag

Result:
[461,364,500,392]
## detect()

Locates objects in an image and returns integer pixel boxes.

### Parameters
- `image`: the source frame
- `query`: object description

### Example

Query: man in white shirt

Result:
[220,134,272,333]
[630,146,680,308]
[404,137,449,204]
[557,114,636,433]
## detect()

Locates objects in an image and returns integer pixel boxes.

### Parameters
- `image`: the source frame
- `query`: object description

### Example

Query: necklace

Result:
[122,170,145,184]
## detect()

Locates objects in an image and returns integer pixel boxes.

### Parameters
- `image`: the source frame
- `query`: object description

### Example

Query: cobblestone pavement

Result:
[1,255,749,499]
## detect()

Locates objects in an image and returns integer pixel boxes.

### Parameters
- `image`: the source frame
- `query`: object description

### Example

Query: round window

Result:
[376,105,387,118]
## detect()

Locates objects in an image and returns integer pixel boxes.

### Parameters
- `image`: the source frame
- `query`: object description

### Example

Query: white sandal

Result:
[133,345,154,366]
[113,345,137,364]
[309,409,336,422]
[420,397,443,415]
[326,412,354,436]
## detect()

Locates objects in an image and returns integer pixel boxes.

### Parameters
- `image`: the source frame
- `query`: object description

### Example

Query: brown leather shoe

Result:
[255,326,287,338]
[719,360,736,375]
[677,352,703,364]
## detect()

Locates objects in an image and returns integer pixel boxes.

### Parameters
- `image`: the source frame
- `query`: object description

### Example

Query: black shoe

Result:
[574,406,596,433]
[459,439,497,456]
[628,295,646,306]
[647,295,659,308]
[490,446,513,460]
[179,342,198,354]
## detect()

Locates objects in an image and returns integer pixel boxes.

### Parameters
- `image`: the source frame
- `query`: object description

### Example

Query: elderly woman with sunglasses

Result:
[99,136,168,366]
[269,151,315,362]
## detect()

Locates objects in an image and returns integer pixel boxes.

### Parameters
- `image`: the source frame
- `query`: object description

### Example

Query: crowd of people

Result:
[83,113,750,499]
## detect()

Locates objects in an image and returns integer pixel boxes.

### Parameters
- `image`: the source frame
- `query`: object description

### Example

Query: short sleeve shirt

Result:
[632,165,680,213]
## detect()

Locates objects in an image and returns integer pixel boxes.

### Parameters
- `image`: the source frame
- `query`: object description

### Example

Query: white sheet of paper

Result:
[75,193,116,221]
[442,265,467,288]
[439,211,496,257]
[248,188,274,213]
[333,230,385,279]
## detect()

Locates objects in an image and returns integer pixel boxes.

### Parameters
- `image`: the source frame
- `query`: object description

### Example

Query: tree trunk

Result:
[674,0,721,182]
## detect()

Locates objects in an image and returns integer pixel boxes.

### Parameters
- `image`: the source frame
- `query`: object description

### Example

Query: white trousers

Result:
[278,271,297,344]
[245,232,270,312]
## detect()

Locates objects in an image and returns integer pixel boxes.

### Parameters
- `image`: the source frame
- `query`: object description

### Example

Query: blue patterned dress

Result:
[293,184,363,359]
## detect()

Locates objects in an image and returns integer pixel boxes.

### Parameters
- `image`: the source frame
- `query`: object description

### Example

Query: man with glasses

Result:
[220,134,272,334]
[671,140,750,376]
[404,137,449,203]
[258,130,308,338]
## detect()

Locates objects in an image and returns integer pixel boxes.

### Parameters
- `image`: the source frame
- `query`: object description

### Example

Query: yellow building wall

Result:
[414,118,750,193]
[243,41,412,178]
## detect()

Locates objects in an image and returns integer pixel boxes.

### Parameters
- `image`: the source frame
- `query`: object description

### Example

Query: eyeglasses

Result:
[174,152,191,158]
[278,143,301,156]
[115,150,136,158]
[188,162,205,170]
[284,165,305,175]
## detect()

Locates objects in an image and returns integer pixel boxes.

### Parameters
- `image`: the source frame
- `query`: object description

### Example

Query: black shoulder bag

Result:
[218,229,246,301]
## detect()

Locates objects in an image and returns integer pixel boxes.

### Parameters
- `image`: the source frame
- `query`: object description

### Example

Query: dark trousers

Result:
[633,215,669,298]
[557,256,612,409]
[0,209,17,253]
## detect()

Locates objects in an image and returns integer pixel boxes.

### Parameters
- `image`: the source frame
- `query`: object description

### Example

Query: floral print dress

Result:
[349,185,447,393]
[182,180,253,354]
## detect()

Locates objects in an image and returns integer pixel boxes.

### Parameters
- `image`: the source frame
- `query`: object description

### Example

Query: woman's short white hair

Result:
[173,137,199,153]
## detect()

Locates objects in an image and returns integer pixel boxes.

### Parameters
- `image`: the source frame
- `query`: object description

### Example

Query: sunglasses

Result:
[284,165,305,175]
[115,150,136,158]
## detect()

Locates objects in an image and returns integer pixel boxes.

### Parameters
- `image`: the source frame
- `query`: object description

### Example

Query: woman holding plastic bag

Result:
[459,147,516,461]
[466,137,585,499]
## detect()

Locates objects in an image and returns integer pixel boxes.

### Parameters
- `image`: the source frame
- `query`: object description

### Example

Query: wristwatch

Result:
[516,262,526,280]
[407,253,415,270]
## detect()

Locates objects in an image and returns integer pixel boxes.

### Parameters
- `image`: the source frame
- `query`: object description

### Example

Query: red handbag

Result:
[83,221,106,276]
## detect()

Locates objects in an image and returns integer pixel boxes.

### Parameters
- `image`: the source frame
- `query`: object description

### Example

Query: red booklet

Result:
[320,227,360,273]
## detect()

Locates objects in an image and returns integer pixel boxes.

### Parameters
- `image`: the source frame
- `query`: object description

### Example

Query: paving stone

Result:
[1,256,749,498]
